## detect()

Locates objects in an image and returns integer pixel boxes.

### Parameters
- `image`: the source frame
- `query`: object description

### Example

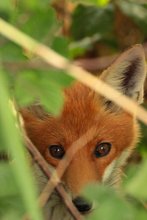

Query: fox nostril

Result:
[72,196,93,214]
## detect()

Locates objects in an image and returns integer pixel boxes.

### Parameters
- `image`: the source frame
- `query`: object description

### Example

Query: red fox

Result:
[21,45,146,219]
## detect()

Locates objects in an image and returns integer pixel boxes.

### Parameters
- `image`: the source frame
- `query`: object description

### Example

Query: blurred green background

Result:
[0,0,147,220]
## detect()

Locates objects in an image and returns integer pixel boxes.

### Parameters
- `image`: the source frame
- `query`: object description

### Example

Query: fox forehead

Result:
[42,82,137,152]
[37,82,139,193]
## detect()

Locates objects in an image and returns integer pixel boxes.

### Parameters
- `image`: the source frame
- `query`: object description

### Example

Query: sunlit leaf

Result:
[89,0,110,6]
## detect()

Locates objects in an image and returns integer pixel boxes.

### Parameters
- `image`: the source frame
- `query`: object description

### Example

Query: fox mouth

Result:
[72,196,93,214]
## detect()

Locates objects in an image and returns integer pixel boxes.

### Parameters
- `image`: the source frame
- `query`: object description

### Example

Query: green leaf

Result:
[0,163,18,197]
[51,37,69,57]
[117,0,147,36]
[14,71,39,106]
[38,79,64,115]
[84,185,135,220]
[126,160,147,199]
[44,69,74,87]
[88,0,110,6]
[14,70,70,115]
[20,0,51,10]
[0,194,25,219]
[0,41,27,61]
[0,0,14,12]
[71,4,114,40]
[1,210,21,220]
[19,7,59,44]
[0,69,43,220]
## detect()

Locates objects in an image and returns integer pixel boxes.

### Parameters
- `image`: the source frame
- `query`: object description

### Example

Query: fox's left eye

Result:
[94,142,111,158]
[49,145,65,159]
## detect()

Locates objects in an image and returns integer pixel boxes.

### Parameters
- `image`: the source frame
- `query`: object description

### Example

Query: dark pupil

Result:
[49,145,65,159]
[95,142,111,158]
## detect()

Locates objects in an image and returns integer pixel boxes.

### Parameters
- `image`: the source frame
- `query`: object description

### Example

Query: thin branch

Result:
[0,18,147,125]
[38,127,96,206]
[23,134,83,220]
[22,123,96,220]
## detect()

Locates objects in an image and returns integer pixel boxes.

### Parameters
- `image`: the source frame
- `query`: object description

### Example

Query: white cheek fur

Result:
[102,160,117,183]
[102,148,132,184]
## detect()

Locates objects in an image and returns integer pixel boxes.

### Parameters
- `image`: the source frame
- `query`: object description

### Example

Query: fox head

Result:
[21,45,146,214]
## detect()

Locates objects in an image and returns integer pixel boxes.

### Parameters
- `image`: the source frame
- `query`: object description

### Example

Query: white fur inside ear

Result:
[101,45,147,104]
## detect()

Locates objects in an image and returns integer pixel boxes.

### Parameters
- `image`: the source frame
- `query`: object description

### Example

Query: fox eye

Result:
[94,142,111,158]
[49,145,65,159]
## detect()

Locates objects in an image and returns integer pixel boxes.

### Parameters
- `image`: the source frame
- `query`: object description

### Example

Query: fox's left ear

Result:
[100,45,147,104]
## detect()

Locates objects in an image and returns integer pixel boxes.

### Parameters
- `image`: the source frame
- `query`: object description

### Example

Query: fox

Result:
[21,45,146,220]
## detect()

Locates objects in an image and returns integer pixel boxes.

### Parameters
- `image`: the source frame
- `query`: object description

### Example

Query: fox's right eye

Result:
[48,145,65,159]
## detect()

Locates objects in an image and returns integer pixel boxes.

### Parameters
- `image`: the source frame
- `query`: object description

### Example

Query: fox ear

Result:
[21,104,49,121]
[100,45,146,104]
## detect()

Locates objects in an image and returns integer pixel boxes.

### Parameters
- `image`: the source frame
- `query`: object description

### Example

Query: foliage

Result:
[117,0,147,36]
[71,4,114,40]
[0,0,147,220]
[84,183,147,220]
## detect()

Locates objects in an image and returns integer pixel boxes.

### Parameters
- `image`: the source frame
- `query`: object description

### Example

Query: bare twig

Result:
[23,135,83,220]
[22,123,96,220]
[38,127,96,206]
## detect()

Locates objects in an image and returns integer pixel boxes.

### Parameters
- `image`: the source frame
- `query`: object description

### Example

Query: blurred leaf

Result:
[0,163,18,197]
[0,41,27,61]
[19,7,59,44]
[89,0,110,6]
[20,0,51,10]
[135,209,147,220]
[0,195,24,220]
[1,211,21,220]
[14,70,72,115]
[69,34,100,58]
[137,123,147,154]
[38,80,64,115]
[14,71,39,106]
[126,160,147,199]
[117,0,147,36]
[84,184,135,220]
[44,69,74,87]
[0,69,43,220]
[0,0,14,11]
[51,36,69,57]
[71,4,114,40]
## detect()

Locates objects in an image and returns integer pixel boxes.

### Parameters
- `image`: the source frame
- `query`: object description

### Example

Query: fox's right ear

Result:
[20,106,48,141]
[20,104,49,122]
[100,45,146,104]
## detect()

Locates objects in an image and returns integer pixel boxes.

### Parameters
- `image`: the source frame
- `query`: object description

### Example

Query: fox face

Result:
[21,45,146,217]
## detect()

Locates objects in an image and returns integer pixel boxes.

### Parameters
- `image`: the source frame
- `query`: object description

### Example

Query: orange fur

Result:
[21,45,146,199]
[21,82,139,194]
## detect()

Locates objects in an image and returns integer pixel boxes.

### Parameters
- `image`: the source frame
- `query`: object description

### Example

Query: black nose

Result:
[72,196,93,213]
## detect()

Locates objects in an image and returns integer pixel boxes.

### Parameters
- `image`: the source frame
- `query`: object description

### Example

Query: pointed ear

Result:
[100,45,146,104]
[20,104,49,122]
